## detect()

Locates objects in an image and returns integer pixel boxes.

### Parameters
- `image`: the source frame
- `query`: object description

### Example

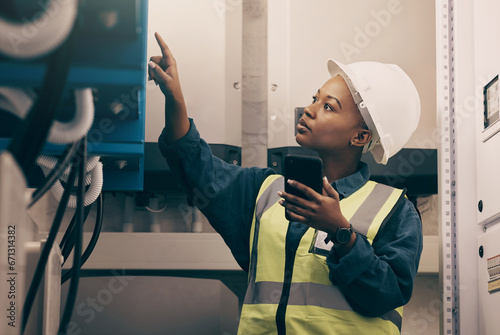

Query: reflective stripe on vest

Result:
[238,175,406,335]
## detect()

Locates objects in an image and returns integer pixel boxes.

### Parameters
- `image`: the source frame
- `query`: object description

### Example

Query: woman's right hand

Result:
[148,32,185,107]
[148,32,190,143]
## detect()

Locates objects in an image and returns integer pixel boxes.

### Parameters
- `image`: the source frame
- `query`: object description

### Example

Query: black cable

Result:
[62,193,103,284]
[59,137,86,334]
[7,8,80,178]
[60,204,92,260]
[66,193,103,265]
[29,140,80,208]
[20,142,81,334]
[60,204,92,263]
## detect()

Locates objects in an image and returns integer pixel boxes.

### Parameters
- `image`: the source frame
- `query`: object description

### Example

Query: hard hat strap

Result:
[341,74,381,152]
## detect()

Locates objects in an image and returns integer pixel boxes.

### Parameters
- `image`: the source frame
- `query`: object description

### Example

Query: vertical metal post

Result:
[437,0,459,334]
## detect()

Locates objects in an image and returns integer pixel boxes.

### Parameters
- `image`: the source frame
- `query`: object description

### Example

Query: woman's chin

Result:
[295,134,308,148]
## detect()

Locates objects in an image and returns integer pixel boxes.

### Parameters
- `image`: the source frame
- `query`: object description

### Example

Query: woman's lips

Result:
[297,118,310,133]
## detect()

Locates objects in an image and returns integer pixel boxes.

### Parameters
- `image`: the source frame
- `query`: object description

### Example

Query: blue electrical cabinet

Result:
[0,0,148,190]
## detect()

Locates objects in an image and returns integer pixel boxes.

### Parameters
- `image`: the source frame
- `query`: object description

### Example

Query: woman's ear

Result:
[351,129,372,147]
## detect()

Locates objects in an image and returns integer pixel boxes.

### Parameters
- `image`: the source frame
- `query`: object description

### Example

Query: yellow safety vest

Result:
[238,175,406,335]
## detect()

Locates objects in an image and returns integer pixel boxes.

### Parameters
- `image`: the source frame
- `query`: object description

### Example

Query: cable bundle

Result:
[36,155,103,208]
[0,87,95,144]
[21,137,88,335]
[1,3,105,334]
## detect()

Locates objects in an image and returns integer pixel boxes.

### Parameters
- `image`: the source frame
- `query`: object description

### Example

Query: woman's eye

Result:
[324,104,333,111]
[312,96,317,103]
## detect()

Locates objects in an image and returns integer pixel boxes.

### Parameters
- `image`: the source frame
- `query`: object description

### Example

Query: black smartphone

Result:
[283,155,323,220]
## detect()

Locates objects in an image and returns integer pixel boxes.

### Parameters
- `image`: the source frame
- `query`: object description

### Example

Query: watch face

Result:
[336,228,352,244]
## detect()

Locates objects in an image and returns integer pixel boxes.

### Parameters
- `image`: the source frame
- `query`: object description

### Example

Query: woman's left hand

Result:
[278,177,350,234]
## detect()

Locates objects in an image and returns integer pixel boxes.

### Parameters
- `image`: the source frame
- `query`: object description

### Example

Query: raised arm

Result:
[150,33,275,271]
[148,32,190,144]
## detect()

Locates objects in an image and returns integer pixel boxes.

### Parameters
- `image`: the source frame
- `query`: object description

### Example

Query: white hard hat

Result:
[327,59,421,165]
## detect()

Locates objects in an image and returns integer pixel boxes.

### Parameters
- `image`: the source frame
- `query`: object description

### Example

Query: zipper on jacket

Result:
[275,223,297,335]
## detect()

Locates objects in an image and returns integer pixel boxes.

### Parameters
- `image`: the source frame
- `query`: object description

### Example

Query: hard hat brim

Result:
[327,59,355,85]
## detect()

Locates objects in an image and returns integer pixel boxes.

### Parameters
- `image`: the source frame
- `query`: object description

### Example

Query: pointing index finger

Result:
[155,32,173,59]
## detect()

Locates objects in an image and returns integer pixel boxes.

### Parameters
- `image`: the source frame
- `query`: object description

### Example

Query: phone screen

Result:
[284,155,323,215]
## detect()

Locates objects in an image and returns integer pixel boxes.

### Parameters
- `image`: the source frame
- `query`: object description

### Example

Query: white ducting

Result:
[48,88,95,144]
[37,155,100,188]
[0,87,35,115]
[0,0,78,59]
[38,159,103,208]
[0,85,101,207]
[0,87,94,144]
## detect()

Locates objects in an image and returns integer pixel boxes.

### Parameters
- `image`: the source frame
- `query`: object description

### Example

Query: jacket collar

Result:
[331,161,370,200]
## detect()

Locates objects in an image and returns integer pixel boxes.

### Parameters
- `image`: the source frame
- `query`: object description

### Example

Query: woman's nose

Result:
[304,104,316,119]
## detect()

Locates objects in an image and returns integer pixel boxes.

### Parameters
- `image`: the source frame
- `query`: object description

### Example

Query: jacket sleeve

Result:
[158,119,275,272]
[326,197,423,317]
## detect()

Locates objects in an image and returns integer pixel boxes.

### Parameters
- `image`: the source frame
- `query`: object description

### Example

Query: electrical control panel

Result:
[486,254,500,293]
[482,75,499,139]
[0,0,149,190]
[474,0,500,225]
[478,224,500,334]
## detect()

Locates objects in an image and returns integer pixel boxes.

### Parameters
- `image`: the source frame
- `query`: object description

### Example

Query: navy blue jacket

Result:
[159,119,423,317]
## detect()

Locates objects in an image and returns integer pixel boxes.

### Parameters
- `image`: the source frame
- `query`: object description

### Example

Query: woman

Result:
[149,32,422,335]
